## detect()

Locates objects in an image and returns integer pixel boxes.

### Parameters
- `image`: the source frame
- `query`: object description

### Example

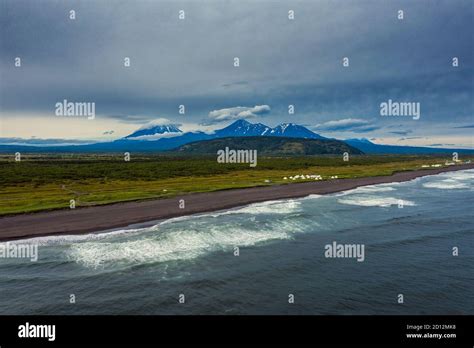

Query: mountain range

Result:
[0,119,472,154]
[125,119,325,140]
[213,120,325,139]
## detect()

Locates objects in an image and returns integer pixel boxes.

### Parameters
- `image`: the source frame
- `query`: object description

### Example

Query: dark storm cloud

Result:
[390,130,412,136]
[313,118,380,133]
[0,0,472,134]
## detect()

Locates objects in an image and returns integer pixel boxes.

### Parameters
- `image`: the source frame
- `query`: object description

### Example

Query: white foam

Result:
[439,169,474,181]
[334,184,398,197]
[298,194,323,201]
[160,199,302,223]
[10,200,303,247]
[421,169,473,190]
[67,221,305,269]
[224,200,301,215]
[349,186,396,194]
[422,181,469,190]
[338,197,415,207]
[5,227,145,246]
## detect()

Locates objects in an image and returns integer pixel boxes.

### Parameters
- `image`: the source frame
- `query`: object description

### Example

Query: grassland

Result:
[0,153,470,215]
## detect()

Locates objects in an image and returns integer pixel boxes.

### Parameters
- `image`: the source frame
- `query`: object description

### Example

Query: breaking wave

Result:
[338,197,416,207]
[67,217,307,269]
[422,169,473,190]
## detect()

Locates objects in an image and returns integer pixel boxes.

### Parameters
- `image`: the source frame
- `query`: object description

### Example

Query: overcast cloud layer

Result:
[0,0,472,146]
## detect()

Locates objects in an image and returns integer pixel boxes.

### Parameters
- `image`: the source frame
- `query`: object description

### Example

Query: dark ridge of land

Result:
[175,136,363,155]
[0,164,472,242]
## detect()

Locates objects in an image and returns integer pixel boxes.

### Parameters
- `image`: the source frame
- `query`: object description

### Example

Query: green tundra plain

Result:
[0,153,470,216]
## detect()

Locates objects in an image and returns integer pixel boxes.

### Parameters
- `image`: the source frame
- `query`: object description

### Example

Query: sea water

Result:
[0,170,472,314]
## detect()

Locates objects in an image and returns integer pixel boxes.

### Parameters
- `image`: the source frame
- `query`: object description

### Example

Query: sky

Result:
[0,0,473,147]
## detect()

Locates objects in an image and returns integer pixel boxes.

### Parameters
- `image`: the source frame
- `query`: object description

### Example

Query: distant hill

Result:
[345,138,474,155]
[174,136,363,156]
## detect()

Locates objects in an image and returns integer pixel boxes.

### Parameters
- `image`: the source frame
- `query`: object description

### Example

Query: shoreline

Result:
[1,164,473,242]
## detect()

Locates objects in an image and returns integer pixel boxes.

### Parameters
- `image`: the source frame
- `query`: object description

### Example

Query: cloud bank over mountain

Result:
[206,105,271,124]
[314,118,380,133]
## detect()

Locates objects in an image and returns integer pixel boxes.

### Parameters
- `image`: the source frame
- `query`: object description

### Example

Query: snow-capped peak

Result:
[137,118,179,131]
[214,119,271,137]
[268,123,323,139]
[125,119,182,139]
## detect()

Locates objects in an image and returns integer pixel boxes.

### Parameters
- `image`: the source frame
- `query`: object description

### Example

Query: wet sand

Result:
[0,164,472,241]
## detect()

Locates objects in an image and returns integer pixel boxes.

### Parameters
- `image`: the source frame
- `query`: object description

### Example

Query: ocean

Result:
[0,169,472,315]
